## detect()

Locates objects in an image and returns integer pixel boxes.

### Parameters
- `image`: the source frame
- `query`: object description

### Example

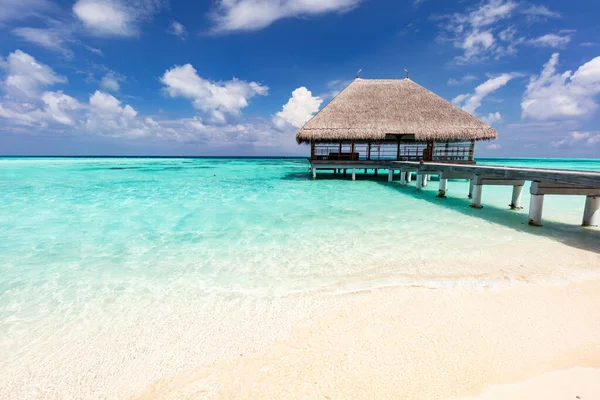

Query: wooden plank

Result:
[440,171,473,180]
[473,176,525,186]
[530,181,600,196]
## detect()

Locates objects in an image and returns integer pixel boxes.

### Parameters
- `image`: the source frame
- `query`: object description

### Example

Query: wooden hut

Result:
[297,78,496,164]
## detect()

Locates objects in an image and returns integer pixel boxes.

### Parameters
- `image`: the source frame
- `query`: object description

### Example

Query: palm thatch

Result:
[296,78,497,144]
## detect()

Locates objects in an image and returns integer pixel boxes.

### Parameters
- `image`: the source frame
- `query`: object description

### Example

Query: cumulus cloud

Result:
[99,72,124,92]
[41,91,81,125]
[273,87,322,129]
[73,0,164,37]
[168,21,187,39]
[1,49,66,99]
[160,63,268,122]
[521,53,600,120]
[452,74,514,114]
[481,111,503,125]
[486,143,501,149]
[210,0,361,33]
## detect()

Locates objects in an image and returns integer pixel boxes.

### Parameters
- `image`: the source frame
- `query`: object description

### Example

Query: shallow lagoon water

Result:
[1,157,599,388]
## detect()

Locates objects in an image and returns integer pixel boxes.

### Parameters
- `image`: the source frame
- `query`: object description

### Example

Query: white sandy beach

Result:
[1,202,600,400]
[134,275,600,399]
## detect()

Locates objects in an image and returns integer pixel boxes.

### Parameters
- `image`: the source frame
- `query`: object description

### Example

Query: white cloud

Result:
[160,63,268,122]
[588,135,600,145]
[168,21,187,39]
[99,73,122,92]
[448,74,478,85]
[85,90,140,135]
[210,0,361,33]
[1,49,66,99]
[486,143,501,149]
[12,27,73,58]
[273,87,322,129]
[481,111,503,125]
[551,131,598,148]
[521,5,560,18]
[41,91,81,125]
[453,74,514,114]
[0,0,54,22]
[528,33,572,48]
[437,0,560,64]
[521,53,600,120]
[73,0,164,37]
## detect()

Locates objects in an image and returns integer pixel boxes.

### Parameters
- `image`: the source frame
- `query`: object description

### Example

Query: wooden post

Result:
[582,195,600,226]
[510,185,524,209]
[468,178,474,198]
[400,169,406,185]
[469,140,475,162]
[396,141,401,161]
[438,178,448,198]
[388,169,393,182]
[352,168,356,181]
[416,173,424,190]
[351,141,355,161]
[528,194,544,226]
[338,142,342,160]
[367,142,371,160]
[470,179,483,208]
[310,141,315,160]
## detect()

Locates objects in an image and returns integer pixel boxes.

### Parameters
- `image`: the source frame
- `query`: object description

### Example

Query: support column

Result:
[416,173,424,190]
[468,179,474,199]
[423,174,429,187]
[407,172,412,183]
[510,185,524,209]
[311,167,316,179]
[528,194,544,226]
[388,169,393,182]
[437,178,448,198]
[352,168,356,181]
[582,195,600,227]
[470,182,483,208]
[374,169,378,176]
[400,170,406,185]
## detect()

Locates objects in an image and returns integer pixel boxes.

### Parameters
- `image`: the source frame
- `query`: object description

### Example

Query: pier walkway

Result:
[309,160,600,227]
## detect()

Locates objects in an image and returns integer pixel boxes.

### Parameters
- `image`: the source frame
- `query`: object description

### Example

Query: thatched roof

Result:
[296,78,497,143]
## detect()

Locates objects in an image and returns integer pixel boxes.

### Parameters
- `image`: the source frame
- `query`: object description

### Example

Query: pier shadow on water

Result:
[378,179,600,255]
[281,170,600,255]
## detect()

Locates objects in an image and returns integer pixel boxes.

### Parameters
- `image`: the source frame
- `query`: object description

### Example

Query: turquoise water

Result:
[1,157,600,345]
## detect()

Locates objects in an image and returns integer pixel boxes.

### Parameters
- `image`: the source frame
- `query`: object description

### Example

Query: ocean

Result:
[1,157,599,397]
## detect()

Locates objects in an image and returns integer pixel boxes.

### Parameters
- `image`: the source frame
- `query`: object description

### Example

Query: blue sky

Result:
[0,0,599,157]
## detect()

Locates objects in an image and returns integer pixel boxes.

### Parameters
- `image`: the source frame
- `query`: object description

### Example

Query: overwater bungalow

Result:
[297,77,497,165]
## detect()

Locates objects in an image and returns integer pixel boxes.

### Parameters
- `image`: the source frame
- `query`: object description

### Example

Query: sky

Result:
[0,0,599,157]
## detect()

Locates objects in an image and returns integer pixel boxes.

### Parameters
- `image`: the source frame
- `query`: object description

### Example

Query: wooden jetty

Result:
[309,160,600,227]
[296,75,600,227]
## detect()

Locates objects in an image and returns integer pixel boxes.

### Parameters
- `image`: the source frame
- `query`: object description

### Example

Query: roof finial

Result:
[356,68,362,79]
[404,69,409,79]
